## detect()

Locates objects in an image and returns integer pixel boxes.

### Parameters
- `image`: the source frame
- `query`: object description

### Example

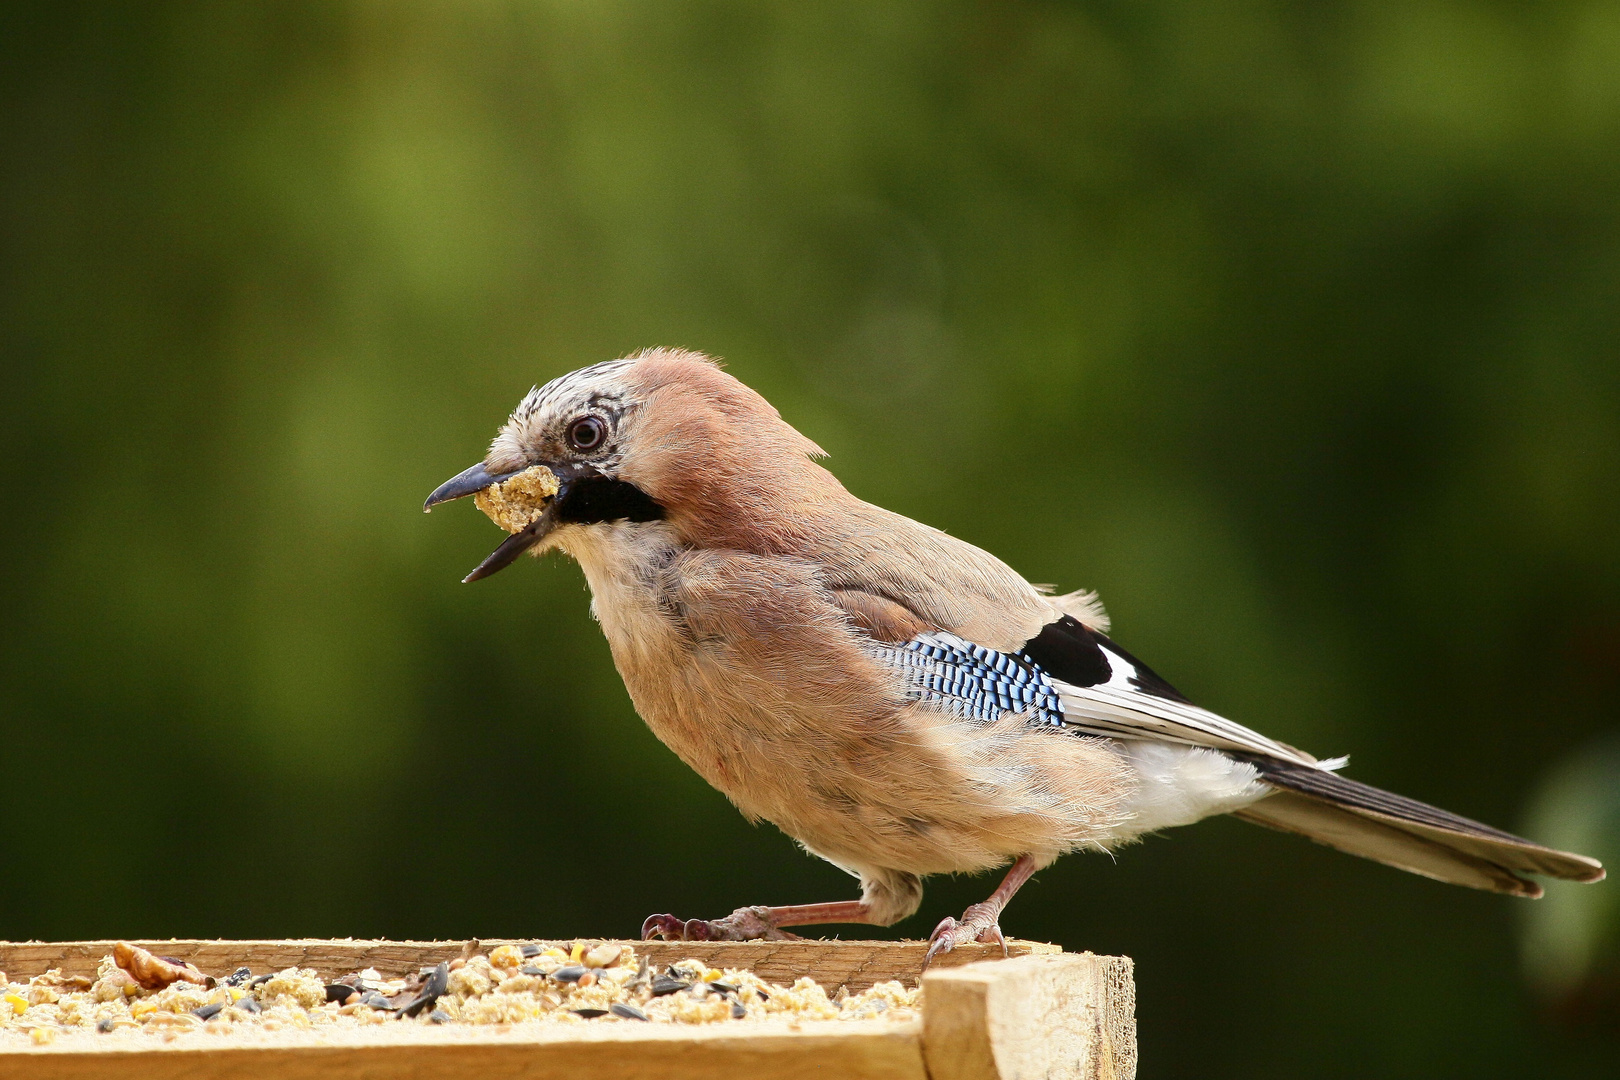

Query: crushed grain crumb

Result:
[473,465,559,533]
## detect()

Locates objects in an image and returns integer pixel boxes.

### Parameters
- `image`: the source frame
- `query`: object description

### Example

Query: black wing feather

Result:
[1233,753,1530,845]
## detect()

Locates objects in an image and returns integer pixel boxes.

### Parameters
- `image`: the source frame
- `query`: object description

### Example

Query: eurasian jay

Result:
[425,348,1604,961]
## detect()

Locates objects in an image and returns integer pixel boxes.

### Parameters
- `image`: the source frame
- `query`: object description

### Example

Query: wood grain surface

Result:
[0,1022,932,1080]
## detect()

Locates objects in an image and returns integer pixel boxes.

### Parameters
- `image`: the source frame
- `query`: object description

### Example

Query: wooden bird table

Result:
[0,938,1136,1080]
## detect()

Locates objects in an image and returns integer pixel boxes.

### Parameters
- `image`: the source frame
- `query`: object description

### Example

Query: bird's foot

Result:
[641,905,803,942]
[922,900,1008,968]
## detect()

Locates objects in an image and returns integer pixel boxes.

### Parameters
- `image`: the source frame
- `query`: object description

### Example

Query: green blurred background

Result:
[3,2,1618,1075]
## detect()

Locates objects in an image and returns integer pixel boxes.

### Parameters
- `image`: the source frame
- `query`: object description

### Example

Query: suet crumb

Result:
[473,465,559,533]
[1,944,921,1045]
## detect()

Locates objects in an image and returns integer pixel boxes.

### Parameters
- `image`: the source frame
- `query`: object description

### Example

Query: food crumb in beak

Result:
[473,466,560,533]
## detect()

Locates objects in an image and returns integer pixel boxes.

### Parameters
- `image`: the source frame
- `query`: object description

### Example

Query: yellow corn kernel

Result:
[703,969,723,982]
[540,948,567,960]
[488,945,523,970]
[4,993,27,1016]
[129,1000,158,1021]
[228,988,245,1002]
[30,1026,57,1046]
[569,942,584,964]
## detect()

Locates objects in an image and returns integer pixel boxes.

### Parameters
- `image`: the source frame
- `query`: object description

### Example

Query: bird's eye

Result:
[566,416,608,452]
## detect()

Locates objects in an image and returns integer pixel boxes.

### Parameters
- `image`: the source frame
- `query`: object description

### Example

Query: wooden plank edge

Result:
[921,952,1136,1080]
[0,1021,929,1080]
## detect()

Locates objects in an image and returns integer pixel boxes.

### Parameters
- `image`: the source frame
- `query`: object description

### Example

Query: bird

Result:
[424,348,1605,963]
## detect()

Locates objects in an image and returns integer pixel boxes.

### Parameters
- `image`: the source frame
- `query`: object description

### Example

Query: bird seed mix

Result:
[1,941,921,1046]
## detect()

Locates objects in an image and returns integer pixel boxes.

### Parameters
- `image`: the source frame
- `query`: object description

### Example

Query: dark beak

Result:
[422,462,524,512]
[460,501,561,583]
[425,460,582,583]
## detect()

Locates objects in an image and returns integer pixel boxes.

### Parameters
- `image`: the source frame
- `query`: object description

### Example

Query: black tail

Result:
[1231,755,1604,897]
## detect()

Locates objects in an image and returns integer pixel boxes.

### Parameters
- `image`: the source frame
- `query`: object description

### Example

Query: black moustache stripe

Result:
[555,477,665,526]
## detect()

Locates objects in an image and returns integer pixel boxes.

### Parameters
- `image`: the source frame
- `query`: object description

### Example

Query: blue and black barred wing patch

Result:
[874,619,1333,769]
[877,631,1065,726]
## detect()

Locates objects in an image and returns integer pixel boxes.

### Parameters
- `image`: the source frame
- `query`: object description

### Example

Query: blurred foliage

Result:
[1523,733,1620,1022]
[2,1,1618,1076]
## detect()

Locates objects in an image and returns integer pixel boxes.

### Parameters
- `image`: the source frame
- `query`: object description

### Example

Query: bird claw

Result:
[922,901,1008,969]
[640,905,802,942]
[640,914,690,941]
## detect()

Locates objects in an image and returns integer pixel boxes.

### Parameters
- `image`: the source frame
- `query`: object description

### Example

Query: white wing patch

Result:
[1053,640,1336,769]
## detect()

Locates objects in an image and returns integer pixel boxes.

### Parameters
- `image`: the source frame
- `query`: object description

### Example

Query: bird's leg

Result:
[922,854,1039,968]
[641,900,879,942]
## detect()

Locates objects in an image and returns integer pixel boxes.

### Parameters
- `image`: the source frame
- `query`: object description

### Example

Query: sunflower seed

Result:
[650,975,690,997]
[609,1003,649,1022]
[397,962,450,1018]
[324,984,356,1005]
[192,1002,225,1021]
[551,966,588,984]
[571,1008,609,1019]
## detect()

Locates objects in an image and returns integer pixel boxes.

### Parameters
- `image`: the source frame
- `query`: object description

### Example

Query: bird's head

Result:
[424,348,830,581]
